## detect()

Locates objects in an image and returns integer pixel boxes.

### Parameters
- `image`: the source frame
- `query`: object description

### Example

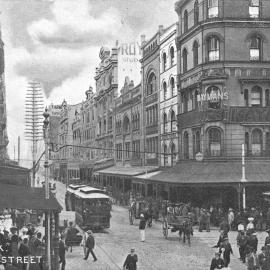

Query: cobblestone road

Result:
[54,182,267,270]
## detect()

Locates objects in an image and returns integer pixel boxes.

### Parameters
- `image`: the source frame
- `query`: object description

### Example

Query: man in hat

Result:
[258,246,269,270]
[264,229,270,246]
[237,230,248,263]
[123,248,138,270]
[246,246,259,270]
[210,252,224,270]
[220,237,233,267]
[139,214,146,242]
[248,232,258,254]
[83,230,97,262]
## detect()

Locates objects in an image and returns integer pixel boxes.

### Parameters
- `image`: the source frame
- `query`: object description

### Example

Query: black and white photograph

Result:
[0,0,270,269]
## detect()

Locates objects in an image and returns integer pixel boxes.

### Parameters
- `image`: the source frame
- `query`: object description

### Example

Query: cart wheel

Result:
[163,220,168,239]
[129,211,134,225]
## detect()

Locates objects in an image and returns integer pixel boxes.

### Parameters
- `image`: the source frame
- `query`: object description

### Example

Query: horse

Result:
[178,219,193,246]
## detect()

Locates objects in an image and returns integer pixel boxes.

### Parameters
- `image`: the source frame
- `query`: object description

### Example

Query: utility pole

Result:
[241,144,247,210]
[25,81,44,187]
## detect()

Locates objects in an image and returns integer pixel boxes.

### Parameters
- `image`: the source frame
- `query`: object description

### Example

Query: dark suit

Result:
[123,254,138,270]
[84,235,97,261]
[210,257,224,270]
[59,240,66,270]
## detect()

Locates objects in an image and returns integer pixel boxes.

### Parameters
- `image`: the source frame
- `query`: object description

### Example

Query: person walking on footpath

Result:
[139,214,146,242]
[123,248,138,270]
[59,234,67,270]
[83,230,97,262]
[210,252,224,270]
[220,237,233,268]
[237,230,248,263]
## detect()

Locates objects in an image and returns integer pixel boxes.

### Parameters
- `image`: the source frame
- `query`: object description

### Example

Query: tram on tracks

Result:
[65,184,111,230]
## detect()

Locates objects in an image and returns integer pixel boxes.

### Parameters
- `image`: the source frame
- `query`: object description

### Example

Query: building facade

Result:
[159,24,179,167]
[175,0,270,161]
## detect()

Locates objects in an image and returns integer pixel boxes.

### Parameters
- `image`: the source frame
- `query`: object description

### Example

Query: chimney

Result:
[159,25,164,33]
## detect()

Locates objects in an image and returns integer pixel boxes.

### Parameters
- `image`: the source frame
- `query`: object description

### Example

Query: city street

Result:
[55,182,267,270]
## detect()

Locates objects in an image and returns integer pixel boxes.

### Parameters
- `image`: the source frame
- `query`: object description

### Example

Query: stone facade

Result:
[175,0,270,160]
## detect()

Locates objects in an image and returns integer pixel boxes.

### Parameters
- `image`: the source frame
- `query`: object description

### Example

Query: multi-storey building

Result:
[159,23,178,167]
[94,47,118,161]
[141,27,162,166]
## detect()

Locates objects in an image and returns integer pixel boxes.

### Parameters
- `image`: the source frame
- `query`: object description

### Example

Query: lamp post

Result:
[241,144,247,211]
[43,107,51,270]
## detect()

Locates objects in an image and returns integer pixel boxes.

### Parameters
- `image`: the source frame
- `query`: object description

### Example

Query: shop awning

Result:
[96,165,159,176]
[133,160,270,185]
[0,183,62,211]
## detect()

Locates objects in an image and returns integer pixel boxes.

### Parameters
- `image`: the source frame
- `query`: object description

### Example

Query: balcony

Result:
[178,109,226,129]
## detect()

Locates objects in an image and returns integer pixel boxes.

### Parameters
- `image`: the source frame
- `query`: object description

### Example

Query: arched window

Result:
[245,132,250,156]
[251,86,262,107]
[250,36,262,61]
[208,127,221,156]
[182,48,188,73]
[147,73,156,96]
[208,0,219,18]
[170,110,176,132]
[252,129,263,156]
[170,47,175,66]
[163,81,167,100]
[249,0,260,18]
[207,36,220,61]
[183,132,189,159]
[123,116,130,133]
[184,10,188,33]
[194,130,201,155]
[162,52,167,71]
[171,143,176,165]
[163,113,168,133]
[194,0,199,25]
[193,41,199,67]
[244,89,249,106]
[170,77,176,97]
[206,86,221,109]
[163,144,168,166]
[266,89,270,106]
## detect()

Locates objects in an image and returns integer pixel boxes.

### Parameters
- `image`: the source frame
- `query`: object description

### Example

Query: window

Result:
[245,132,250,156]
[266,90,270,106]
[108,116,112,131]
[125,142,130,159]
[250,36,261,61]
[206,86,221,109]
[170,110,176,132]
[251,86,262,107]
[162,52,167,71]
[208,0,219,18]
[183,132,189,159]
[163,144,168,166]
[103,119,106,133]
[182,92,188,113]
[249,0,260,18]
[171,143,176,165]
[184,10,188,33]
[194,89,199,110]
[163,81,167,100]
[123,116,130,133]
[252,129,262,156]
[194,0,199,25]
[208,128,221,156]
[182,48,188,73]
[194,130,201,155]
[170,77,176,97]
[132,140,140,159]
[244,89,249,106]
[163,113,168,133]
[207,36,220,61]
[147,73,156,95]
[170,47,175,66]
[193,41,199,67]
[116,144,122,160]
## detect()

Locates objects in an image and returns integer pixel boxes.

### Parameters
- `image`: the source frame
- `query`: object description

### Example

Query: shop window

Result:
[252,129,263,156]
[208,0,219,18]
[182,48,188,73]
[194,0,199,25]
[170,47,175,66]
[250,36,261,61]
[265,89,270,106]
[207,36,220,61]
[208,128,221,156]
[162,52,167,71]
[184,10,188,33]
[170,77,176,97]
[249,0,260,18]
[206,86,221,109]
[251,86,262,107]
[183,132,189,159]
[193,41,199,67]
[163,81,167,100]
[170,110,176,132]
[147,73,157,96]
[244,89,249,106]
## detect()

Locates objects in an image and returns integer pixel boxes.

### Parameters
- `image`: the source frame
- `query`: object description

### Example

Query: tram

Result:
[65,184,111,230]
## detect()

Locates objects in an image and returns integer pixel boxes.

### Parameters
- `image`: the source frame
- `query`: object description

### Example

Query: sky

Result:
[0,0,177,167]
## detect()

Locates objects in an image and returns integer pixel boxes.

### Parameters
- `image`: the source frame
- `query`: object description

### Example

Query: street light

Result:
[43,107,51,270]
[241,144,247,211]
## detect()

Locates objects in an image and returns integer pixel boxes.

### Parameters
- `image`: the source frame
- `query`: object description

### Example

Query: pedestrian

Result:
[139,214,146,242]
[65,221,79,253]
[246,247,259,270]
[210,252,224,270]
[213,230,227,249]
[34,232,45,270]
[237,230,248,263]
[258,246,268,270]
[18,237,30,270]
[220,237,233,268]
[247,217,255,234]
[228,208,234,231]
[80,231,88,257]
[264,228,270,246]
[59,234,67,270]
[248,232,258,254]
[123,248,138,270]
[83,230,97,262]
